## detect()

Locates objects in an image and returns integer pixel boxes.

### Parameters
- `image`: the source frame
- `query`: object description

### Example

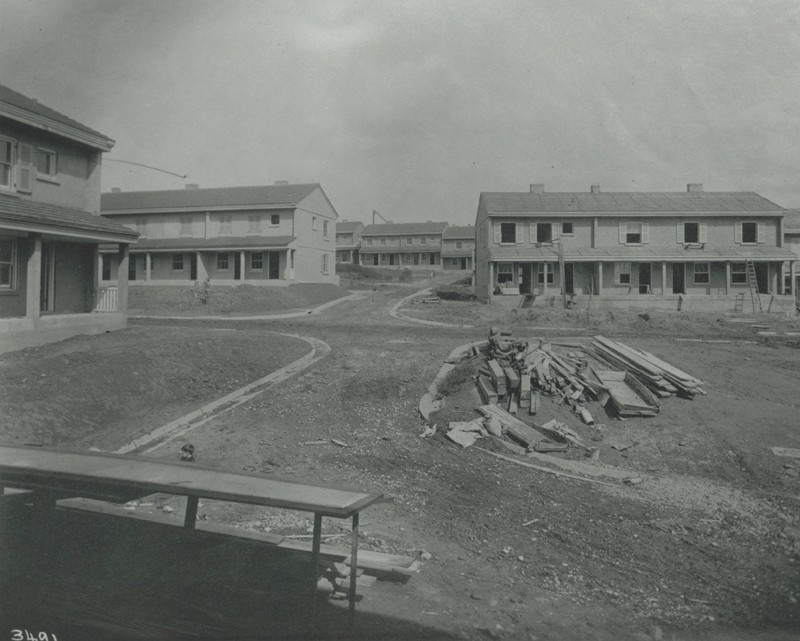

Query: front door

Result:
[564,263,574,295]
[189,254,197,281]
[755,263,769,293]
[519,263,532,295]
[638,263,651,294]
[460,258,467,270]
[672,263,685,294]
[234,253,241,280]
[40,242,55,312]
[373,255,378,266]
[268,251,280,279]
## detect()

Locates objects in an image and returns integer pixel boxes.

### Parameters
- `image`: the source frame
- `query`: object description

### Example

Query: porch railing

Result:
[96,286,118,312]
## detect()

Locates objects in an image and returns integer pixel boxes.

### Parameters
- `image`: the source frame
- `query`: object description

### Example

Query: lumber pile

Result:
[587,335,705,398]
[593,369,660,417]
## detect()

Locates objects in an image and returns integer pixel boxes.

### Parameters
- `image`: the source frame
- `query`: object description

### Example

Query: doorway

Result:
[234,254,241,280]
[268,251,280,280]
[754,263,769,293]
[672,263,685,294]
[189,254,197,281]
[638,263,651,294]
[564,263,574,295]
[40,242,55,312]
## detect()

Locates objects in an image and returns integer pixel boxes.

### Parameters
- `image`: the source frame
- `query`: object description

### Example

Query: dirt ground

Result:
[1,279,799,640]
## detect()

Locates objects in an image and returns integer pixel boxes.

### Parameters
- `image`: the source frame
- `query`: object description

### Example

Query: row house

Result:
[358,222,448,269]
[441,225,475,271]
[0,84,137,351]
[100,183,339,287]
[335,221,363,264]
[475,184,797,313]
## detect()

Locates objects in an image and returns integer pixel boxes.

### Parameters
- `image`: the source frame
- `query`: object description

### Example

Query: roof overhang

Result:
[0,102,114,152]
[0,218,136,244]
[101,203,292,215]
[485,211,784,218]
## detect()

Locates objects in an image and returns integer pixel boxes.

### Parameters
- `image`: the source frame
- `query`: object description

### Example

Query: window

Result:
[380,238,386,246]
[497,263,513,284]
[322,253,329,273]
[405,237,413,245]
[615,262,631,285]
[247,215,262,234]
[135,219,147,238]
[36,148,57,177]
[312,216,317,231]
[561,222,574,235]
[217,253,229,270]
[179,217,192,236]
[626,223,642,244]
[693,262,710,284]
[429,235,437,242]
[365,238,373,246]
[218,214,232,236]
[684,222,699,243]
[731,262,747,284]
[323,220,329,239]
[420,236,427,245]
[456,241,463,249]
[742,222,757,244]
[0,137,13,189]
[101,255,111,280]
[270,214,280,226]
[500,223,516,243]
[537,223,553,244]
[537,263,553,284]
[0,239,16,289]
[251,253,263,270]
[172,254,184,271]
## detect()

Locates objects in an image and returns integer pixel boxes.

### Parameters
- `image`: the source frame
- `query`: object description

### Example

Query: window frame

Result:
[0,136,15,191]
[420,236,427,245]
[218,214,232,236]
[500,223,516,244]
[179,216,193,237]
[36,147,58,179]
[625,223,642,245]
[250,252,264,271]
[405,236,413,245]
[322,253,329,274]
[312,216,318,231]
[561,222,574,236]
[730,262,747,284]
[323,220,329,240]
[456,241,463,249]
[497,263,513,284]
[537,223,553,244]
[0,238,17,290]
[616,262,631,285]
[171,254,184,272]
[537,263,554,284]
[101,255,112,280]
[684,222,700,243]
[741,222,757,244]
[216,253,229,271]
[693,262,710,284]
[247,214,262,234]
[380,238,387,246]
[270,213,280,226]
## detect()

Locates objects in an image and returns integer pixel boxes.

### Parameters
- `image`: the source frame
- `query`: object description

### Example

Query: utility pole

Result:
[372,210,390,225]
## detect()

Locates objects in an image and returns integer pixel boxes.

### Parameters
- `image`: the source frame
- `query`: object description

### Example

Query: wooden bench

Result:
[0,445,383,622]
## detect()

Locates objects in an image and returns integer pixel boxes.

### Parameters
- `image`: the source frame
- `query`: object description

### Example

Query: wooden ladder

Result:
[746,260,762,313]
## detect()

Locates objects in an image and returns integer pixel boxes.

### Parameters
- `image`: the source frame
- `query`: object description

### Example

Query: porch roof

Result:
[359,246,441,254]
[441,248,473,257]
[115,235,295,252]
[0,194,138,243]
[489,244,797,262]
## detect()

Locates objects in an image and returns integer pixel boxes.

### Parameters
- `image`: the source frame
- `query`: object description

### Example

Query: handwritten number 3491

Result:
[11,631,57,641]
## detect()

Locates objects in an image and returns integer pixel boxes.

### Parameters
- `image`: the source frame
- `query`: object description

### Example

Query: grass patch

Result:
[435,360,481,399]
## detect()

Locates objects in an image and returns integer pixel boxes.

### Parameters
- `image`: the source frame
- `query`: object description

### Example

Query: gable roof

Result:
[362,222,447,236]
[101,184,322,213]
[0,83,114,151]
[443,225,475,239]
[336,221,364,233]
[0,194,137,242]
[480,191,785,216]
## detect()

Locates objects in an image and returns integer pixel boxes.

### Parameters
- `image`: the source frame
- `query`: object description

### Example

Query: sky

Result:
[1,0,799,225]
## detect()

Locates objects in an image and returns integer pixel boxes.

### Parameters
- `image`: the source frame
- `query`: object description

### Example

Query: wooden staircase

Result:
[746,260,762,313]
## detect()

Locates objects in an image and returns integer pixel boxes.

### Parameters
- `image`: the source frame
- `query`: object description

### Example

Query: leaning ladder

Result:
[746,260,762,313]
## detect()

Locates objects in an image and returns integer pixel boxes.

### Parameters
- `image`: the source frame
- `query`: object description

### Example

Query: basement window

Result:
[731,262,747,284]
[693,262,710,284]
[500,223,516,243]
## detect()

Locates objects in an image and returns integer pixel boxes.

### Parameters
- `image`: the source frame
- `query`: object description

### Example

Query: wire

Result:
[105,158,187,179]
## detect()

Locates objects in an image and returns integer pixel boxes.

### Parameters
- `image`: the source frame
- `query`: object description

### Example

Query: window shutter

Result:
[493,223,501,244]
[619,223,626,244]
[734,222,742,244]
[676,223,684,244]
[516,223,523,244]
[552,223,560,241]
[641,223,649,244]
[529,223,537,244]
[17,143,33,193]
[699,223,708,243]
[614,262,621,283]
[757,223,765,244]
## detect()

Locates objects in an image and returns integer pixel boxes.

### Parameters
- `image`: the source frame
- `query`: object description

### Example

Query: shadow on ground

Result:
[0,506,455,641]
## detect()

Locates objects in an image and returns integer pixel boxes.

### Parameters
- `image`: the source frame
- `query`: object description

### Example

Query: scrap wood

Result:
[772,446,800,459]
[446,420,487,448]
[474,447,616,486]
[539,418,588,450]
[525,450,642,481]
[477,404,545,448]
[301,439,329,446]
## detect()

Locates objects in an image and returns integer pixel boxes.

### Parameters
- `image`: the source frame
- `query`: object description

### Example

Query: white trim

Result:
[0,102,114,151]
[0,220,136,244]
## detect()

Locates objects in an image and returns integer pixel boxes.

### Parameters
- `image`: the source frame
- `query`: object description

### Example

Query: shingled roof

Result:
[443,225,475,239]
[361,222,447,236]
[784,210,800,231]
[481,191,785,216]
[0,194,137,241]
[102,184,323,212]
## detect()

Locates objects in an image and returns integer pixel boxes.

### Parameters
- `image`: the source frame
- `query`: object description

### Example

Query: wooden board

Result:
[0,446,382,519]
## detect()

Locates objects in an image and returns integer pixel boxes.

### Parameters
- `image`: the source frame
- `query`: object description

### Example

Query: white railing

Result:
[96,286,118,312]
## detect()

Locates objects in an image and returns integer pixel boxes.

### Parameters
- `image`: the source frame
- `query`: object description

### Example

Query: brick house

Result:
[0,84,137,351]
[335,221,363,264]
[100,183,339,286]
[359,222,447,270]
[474,184,797,312]
[441,225,475,271]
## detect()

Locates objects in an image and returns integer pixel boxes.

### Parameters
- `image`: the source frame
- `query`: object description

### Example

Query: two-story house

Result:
[475,184,797,313]
[359,222,447,270]
[100,183,339,287]
[783,210,800,297]
[0,84,137,351]
[441,225,475,271]
[335,221,364,264]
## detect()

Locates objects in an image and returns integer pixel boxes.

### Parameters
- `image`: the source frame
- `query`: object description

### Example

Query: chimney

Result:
[274,180,289,185]
[687,183,703,193]
[111,187,121,193]
[590,184,601,194]
[529,184,545,193]
[185,183,199,190]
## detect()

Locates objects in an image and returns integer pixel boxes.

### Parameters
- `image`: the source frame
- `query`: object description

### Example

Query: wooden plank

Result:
[477,405,545,447]
[487,360,506,394]
[503,367,520,392]
[474,447,617,486]
[772,447,800,459]
[476,375,498,405]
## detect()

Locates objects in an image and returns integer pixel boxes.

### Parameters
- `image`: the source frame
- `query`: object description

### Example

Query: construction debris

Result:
[446,420,487,448]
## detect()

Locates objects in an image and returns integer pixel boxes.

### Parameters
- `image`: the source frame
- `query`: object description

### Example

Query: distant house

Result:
[100,183,339,286]
[335,221,363,264]
[441,225,475,271]
[783,210,800,296]
[0,84,137,350]
[475,183,797,313]
[359,222,447,269]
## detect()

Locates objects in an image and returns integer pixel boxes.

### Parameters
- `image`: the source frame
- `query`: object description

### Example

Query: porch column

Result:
[791,260,796,298]
[196,251,208,283]
[26,234,42,320]
[146,252,152,282]
[92,246,101,311]
[542,263,548,296]
[240,250,246,282]
[725,261,731,295]
[661,261,667,295]
[489,261,495,297]
[596,262,603,295]
[771,263,779,294]
[117,244,129,315]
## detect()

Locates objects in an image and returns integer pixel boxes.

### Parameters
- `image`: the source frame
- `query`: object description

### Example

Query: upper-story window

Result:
[248,214,262,234]
[741,222,758,244]
[323,220,329,239]
[537,223,553,243]
[380,238,386,246]
[0,137,15,190]
[500,223,516,243]
[312,216,318,231]
[456,241,463,249]
[365,238,373,246]
[179,217,193,236]
[684,222,699,243]
[270,214,280,226]
[135,219,147,238]
[429,235,437,242]
[218,214,232,236]
[620,222,648,245]
[405,237,413,245]
[36,148,57,177]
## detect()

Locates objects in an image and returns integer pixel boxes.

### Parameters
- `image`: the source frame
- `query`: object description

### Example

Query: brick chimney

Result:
[687,183,703,193]
[529,184,545,193]
[590,184,601,193]
[185,183,199,190]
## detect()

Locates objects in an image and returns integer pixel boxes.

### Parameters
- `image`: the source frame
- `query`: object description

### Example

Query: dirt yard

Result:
[1,282,799,640]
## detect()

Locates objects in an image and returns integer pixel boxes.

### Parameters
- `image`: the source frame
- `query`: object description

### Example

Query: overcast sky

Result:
[2,0,799,224]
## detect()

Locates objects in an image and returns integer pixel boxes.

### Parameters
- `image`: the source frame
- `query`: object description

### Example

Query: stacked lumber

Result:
[593,369,660,417]
[588,335,705,398]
